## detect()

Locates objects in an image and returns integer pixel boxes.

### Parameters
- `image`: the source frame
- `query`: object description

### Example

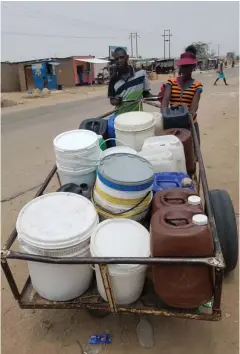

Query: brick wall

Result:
[18,64,27,92]
[56,58,75,87]
[1,63,21,92]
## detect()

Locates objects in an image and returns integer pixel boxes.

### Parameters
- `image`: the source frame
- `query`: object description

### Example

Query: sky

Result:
[1,1,239,62]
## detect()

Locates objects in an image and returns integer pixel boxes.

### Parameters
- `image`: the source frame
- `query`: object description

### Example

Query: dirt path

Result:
[1,69,239,354]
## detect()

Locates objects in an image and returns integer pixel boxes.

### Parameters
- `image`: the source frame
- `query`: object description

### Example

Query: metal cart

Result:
[1,100,237,322]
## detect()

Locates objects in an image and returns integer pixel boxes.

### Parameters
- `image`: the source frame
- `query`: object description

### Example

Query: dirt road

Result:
[2,68,239,354]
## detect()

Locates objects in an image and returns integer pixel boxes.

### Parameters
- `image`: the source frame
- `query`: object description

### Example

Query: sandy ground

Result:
[1,68,239,353]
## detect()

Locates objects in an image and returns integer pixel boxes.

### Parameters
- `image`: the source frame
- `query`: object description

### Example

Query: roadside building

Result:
[1,56,109,92]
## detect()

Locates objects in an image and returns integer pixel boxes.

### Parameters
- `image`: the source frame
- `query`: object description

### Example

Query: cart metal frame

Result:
[1,100,225,321]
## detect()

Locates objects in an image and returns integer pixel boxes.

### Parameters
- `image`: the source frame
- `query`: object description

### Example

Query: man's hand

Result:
[110,96,122,106]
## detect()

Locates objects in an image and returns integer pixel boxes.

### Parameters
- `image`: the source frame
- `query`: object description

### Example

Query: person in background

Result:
[108,47,152,114]
[161,46,202,143]
[214,60,229,86]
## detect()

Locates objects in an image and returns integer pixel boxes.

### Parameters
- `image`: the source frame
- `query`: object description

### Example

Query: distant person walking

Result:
[214,61,229,86]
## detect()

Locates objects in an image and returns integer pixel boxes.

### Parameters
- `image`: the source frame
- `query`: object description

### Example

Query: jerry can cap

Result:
[192,214,208,226]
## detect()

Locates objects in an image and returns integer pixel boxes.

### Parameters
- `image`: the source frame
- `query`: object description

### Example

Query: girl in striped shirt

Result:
[160,46,202,143]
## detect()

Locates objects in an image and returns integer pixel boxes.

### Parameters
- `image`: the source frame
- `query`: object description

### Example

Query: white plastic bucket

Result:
[20,243,93,302]
[90,219,150,304]
[138,148,179,173]
[114,112,155,151]
[93,154,154,222]
[142,135,187,173]
[95,176,152,200]
[93,188,152,215]
[53,130,101,169]
[57,164,96,188]
[16,193,99,301]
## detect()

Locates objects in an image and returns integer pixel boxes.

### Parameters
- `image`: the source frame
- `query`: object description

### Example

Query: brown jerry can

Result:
[151,208,214,308]
[152,188,202,215]
[161,128,196,175]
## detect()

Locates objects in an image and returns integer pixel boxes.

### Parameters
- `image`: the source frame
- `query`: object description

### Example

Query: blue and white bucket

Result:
[92,153,154,222]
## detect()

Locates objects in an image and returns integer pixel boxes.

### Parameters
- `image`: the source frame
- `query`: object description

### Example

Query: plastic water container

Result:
[152,112,163,136]
[57,164,96,188]
[16,193,99,301]
[142,135,186,173]
[92,153,154,222]
[54,130,101,169]
[107,114,117,147]
[114,112,155,151]
[162,105,190,130]
[151,209,214,308]
[138,148,178,173]
[101,146,137,159]
[162,128,196,175]
[90,219,150,304]
[54,130,101,187]
[79,118,108,143]
[152,172,195,193]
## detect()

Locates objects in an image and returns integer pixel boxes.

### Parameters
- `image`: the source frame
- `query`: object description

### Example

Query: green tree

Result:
[192,42,210,59]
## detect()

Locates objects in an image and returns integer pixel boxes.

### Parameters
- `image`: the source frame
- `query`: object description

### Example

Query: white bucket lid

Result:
[99,154,154,186]
[53,130,98,152]
[90,219,150,269]
[114,112,155,132]
[101,146,137,158]
[16,193,98,250]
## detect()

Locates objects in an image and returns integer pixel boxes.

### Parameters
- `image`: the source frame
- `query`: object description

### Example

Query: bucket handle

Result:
[99,137,130,149]
[91,186,151,216]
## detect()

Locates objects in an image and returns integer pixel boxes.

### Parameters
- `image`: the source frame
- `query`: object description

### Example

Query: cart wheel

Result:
[207,189,238,273]
[87,309,109,318]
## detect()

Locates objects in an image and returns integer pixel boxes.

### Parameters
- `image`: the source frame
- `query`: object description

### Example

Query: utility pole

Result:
[162,30,172,60]
[129,32,140,58]
[217,44,220,58]
[129,33,134,58]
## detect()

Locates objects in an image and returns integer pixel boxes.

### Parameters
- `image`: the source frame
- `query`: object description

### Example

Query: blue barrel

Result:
[153,172,195,193]
[107,113,117,147]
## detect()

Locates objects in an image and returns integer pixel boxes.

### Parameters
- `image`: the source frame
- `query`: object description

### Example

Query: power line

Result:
[2,3,163,38]
[2,31,119,40]
[2,3,135,35]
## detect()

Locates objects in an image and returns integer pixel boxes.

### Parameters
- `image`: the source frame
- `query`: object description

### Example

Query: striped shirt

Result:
[166,77,203,123]
[108,66,150,114]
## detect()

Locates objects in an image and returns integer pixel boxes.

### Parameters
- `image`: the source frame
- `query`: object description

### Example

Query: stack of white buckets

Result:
[53,129,101,189]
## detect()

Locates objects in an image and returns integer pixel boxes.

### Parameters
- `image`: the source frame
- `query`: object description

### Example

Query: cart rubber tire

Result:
[87,309,109,318]
[207,189,238,273]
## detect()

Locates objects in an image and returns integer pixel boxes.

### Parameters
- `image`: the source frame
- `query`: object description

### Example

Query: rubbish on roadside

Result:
[84,334,111,354]
[88,334,111,345]
[136,318,154,348]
